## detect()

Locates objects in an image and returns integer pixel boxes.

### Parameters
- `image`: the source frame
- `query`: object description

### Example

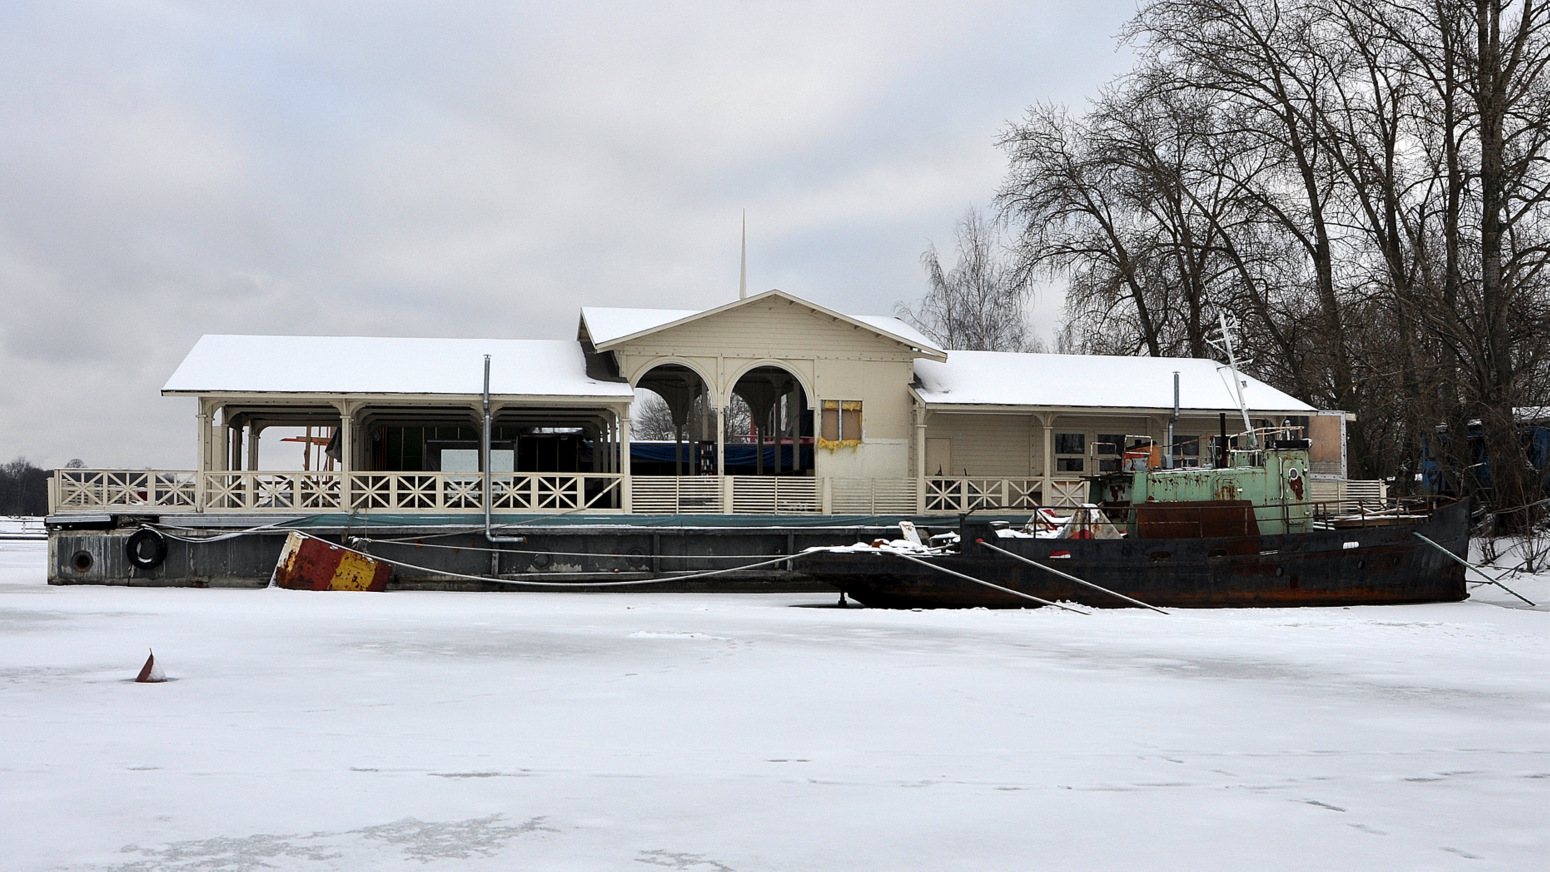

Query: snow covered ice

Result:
[2,537,1548,870]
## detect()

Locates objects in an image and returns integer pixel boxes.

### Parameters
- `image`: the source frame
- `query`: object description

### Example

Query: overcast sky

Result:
[0,1,1135,469]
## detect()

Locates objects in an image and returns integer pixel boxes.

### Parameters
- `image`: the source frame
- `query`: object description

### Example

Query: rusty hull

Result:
[802,499,1470,609]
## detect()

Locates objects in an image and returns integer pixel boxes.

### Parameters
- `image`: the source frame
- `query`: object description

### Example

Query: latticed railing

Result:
[1043,479,1088,507]
[926,478,1053,512]
[204,472,343,511]
[347,473,623,512]
[54,470,1104,515]
[51,470,198,510]
[490,474,621,512]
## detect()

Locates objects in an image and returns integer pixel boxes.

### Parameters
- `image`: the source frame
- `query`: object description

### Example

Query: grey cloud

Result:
[0,1,1133,467]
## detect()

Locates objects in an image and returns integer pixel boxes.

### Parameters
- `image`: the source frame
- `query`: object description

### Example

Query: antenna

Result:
[1207,312,1253,437]
[739,209,747,300]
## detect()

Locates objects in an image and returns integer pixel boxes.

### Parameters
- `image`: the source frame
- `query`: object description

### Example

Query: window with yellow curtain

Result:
[819,399,862,448]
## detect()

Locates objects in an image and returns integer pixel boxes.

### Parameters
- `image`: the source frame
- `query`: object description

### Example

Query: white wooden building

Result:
[52,290,1349,516]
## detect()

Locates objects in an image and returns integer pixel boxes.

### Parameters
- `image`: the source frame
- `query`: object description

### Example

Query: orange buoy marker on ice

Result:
[135,649,166,683]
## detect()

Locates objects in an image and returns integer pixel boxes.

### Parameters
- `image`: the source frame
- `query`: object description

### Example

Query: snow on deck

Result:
[162,335,635,398]
[2,539,1546,870]
[915,350,1316,412]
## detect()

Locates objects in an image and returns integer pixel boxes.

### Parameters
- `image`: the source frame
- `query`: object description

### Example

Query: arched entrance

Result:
[729,364,810,476]
[633,362,715,476]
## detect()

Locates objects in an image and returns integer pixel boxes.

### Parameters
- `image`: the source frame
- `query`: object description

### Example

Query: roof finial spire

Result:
[738,209,747,300]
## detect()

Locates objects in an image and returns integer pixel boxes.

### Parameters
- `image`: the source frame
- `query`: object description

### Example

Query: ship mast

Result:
[1208,312,1254,441]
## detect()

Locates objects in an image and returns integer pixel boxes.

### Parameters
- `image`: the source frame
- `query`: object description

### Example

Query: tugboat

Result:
[802,315,1471,610]
[799,428,1469,608]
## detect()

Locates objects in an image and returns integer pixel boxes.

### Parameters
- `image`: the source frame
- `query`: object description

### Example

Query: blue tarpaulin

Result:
[630,442,811,469]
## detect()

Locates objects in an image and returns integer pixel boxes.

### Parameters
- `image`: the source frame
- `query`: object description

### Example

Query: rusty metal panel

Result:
[272,531,391,591]
[1134,500,1260,539]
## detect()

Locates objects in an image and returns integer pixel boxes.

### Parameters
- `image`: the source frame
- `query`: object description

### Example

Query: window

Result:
[1054,432,1084,473]
[819,400,862,448]
[1096,433,1125,472]
[1172,435,1201,468]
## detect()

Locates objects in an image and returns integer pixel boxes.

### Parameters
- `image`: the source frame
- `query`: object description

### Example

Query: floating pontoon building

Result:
[54,289,1363,520]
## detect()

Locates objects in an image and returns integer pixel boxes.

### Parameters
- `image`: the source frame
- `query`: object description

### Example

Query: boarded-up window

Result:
[819,400,862,448]
[1307,412,1345,476]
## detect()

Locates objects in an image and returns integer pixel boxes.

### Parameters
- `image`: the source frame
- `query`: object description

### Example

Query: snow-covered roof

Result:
[914,351,1316,414]
[580,289,946,359]
[852,315,939,352]
[579,307,698,347]
[162,335,635,399]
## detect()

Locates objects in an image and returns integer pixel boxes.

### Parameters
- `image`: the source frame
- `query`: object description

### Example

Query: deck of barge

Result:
[46,512,1013,591]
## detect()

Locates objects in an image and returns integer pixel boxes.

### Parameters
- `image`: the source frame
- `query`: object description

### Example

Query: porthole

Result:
[70,551,93,573]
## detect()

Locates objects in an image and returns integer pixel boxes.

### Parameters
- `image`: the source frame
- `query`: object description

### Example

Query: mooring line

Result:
[288,530,804,588]
[891,552,1090,613]
[352,535,801,562]
[974,538,1169,614]
[1413,532,1536,606]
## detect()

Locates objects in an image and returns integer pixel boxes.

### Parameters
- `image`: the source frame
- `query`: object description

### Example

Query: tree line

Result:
[0,458,56,516]
[906,0,1550,532]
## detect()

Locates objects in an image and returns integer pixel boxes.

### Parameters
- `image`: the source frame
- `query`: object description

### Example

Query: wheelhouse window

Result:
[1096,433,1125,473]
[1172,435,1201,468]
[1055,432,1085,473]
[819,400,863,448]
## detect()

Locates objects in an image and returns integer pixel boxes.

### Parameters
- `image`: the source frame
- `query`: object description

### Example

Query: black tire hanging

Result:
[125,528,168,570]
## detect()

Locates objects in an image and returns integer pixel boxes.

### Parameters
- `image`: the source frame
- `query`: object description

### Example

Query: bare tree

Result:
[999,0,1550,526]
[896,207,1038,352]
[630,390,752,443]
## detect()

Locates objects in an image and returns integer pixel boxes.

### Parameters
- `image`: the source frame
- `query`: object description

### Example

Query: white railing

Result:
[730,476,819,513]
[204,472,343,511]
[830,478,919,515]
[349,472,623,512]
[491,474,621,512]
[52,470,1099,515]
[631,476,725,514]
[1308,478,1387,510]
[1044,479,1088,507]
[926,478,1046,512]
[51,469,199,511]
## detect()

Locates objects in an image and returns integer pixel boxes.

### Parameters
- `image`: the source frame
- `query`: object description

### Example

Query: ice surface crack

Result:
[636,849,737,871]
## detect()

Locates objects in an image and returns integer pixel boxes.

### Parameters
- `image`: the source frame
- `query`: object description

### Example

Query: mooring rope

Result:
[890,552,1090,614]
[286,530,806,588]
[973,538,1169,614]
[346,534,806,562]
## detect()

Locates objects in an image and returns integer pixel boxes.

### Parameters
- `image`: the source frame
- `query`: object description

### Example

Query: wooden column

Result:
[1037,413,1055,507]
[619,407,633,514]
[336,401,355,512]
[195,399,213,511]
[914,402,928,513]
[246,423,261,471]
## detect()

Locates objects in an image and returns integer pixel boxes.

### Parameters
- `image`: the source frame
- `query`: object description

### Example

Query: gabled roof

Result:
[162,335,636,399]
[579,289,947,360]
[914,351,1315,414]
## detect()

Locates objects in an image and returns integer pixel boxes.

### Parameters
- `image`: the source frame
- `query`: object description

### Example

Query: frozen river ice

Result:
[2,536,1548,870]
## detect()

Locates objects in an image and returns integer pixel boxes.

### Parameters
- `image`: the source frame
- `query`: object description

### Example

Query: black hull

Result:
[800,500,1471,609]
